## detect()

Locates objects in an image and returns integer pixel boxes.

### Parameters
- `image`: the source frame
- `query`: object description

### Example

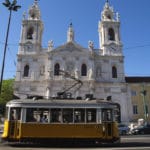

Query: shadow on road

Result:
[2,141,150,148]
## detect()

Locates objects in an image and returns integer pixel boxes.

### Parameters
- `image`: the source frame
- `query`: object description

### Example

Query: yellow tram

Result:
[2,98,120,144]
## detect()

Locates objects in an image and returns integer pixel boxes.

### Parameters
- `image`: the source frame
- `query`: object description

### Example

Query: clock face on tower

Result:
[25,44,33,51]
[109,43,119,55]
[110,46,117,52]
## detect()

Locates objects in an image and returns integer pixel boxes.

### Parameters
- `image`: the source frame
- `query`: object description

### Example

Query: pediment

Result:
[52,41,87,53]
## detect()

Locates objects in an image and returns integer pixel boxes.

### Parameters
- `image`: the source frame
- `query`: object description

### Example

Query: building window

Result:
[133,105,138,115]
[131,90,137,96]
[54,63,60,76]
[108,28,115,41]
[27,27,34,40]
[81,64,87,76]
[23,65,29,77]
[40,66,45,76]
[112,66,117,78]
[96,66,101,77]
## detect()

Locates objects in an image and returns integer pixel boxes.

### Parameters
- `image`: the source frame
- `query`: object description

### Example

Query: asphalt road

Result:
[0,135,150,150]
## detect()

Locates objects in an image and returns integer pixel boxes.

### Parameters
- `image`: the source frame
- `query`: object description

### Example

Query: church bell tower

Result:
[19,0,43,53]
[98,0,122,56]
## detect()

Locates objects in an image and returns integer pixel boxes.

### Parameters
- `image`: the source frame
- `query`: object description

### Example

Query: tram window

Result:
[62,109,73,123]
[10,108,21,120]
[86,109,96,123]
[40,113,48,123]
[38,109,49,123]
[26,108,49,123]
[102,109,112,122]
[51,109,61,123]
[26,108,37,122]
[74,109,85,123]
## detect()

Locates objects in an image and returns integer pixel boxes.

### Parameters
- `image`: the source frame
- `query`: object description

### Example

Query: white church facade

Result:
[14,0,132,123]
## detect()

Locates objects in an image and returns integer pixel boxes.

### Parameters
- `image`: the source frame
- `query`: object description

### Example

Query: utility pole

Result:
[0,0,21,95]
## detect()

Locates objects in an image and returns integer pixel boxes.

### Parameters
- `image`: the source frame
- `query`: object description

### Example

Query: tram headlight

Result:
[102,125,105,132]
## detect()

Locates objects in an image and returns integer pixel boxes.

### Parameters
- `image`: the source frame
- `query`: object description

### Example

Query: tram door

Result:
[9,108,21,138]
[102,109,113,139]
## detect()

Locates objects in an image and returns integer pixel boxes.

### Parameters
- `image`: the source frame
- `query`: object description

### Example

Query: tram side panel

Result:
[3,122,119,143]
[20,123,103,138]
[18,122,119,142]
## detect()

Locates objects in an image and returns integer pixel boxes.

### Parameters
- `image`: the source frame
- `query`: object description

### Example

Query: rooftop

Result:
[125,76,150,83]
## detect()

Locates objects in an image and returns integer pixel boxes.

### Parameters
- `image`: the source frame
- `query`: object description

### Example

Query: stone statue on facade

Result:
[88,40,94,50]
[48,40,54,51]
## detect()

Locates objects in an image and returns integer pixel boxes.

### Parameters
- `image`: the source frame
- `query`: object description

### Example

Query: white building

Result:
[14,0,132,123]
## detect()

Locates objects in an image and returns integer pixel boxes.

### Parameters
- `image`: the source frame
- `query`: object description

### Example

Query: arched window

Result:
[23,65,29,77]
[96,66,101,77]
[54,63,60,76]
[112,66,117,78]
[108,28,115,41]
[27,27,34,39]
[81,64,87,76]
[107,15,111,19]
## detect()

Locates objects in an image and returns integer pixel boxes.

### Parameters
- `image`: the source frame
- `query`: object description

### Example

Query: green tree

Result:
[0,79,14,115]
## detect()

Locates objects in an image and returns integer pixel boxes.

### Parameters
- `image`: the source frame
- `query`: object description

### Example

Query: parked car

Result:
[131,124,150,135]
[0,124,4,134]
[118,124,130,135]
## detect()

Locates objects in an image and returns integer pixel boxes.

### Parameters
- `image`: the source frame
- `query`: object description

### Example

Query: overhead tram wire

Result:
[7,47,17,66]
[124,44,150,50]
[1,40,150,51]
[0,43,17,66]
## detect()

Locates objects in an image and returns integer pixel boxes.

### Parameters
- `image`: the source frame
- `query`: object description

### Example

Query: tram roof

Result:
[6,99,117,109]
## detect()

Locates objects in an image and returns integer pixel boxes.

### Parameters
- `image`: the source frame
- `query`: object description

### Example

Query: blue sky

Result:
[0,0,150,79]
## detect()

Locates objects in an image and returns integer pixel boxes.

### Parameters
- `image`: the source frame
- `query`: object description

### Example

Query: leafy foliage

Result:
[0,79,14,115]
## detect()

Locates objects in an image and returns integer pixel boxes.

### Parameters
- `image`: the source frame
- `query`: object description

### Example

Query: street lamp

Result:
[141,83,147,122]
[0,0,21,95]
